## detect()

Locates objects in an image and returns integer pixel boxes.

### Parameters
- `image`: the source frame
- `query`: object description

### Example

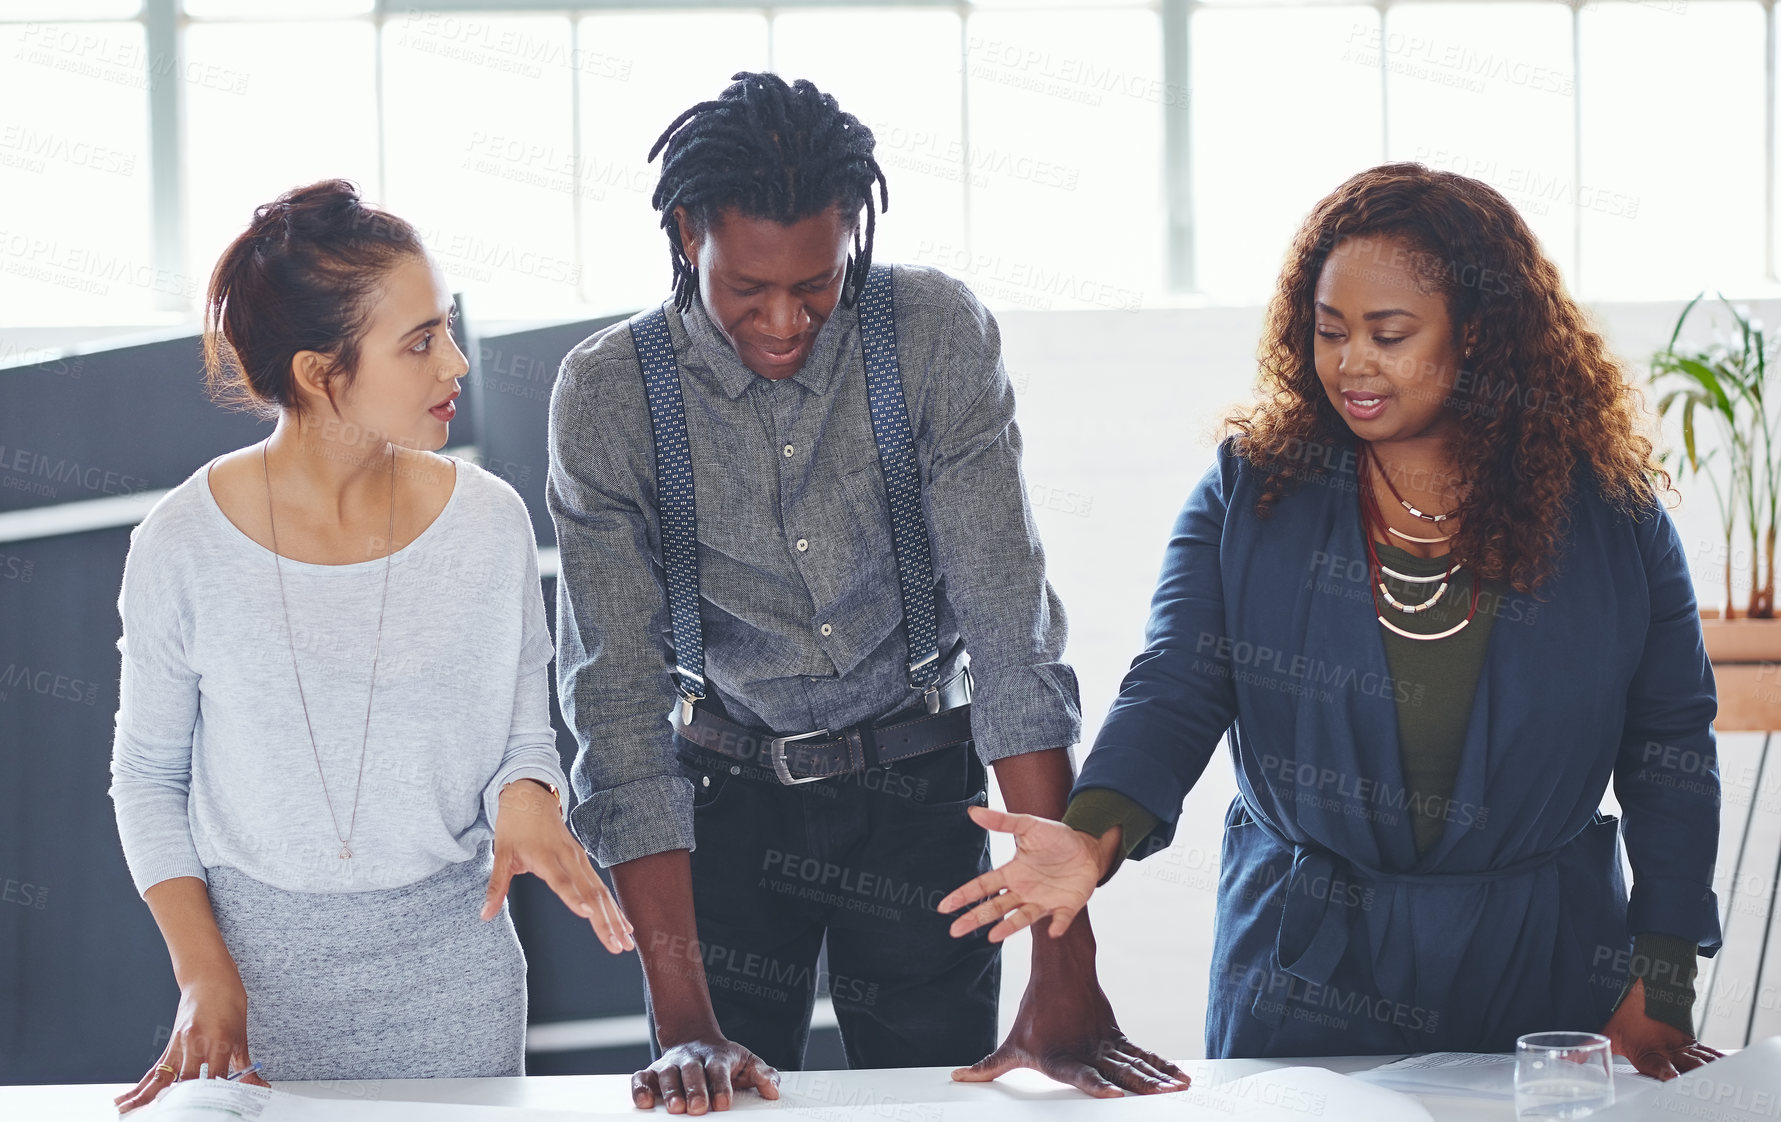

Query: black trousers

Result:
[647,727,1000,1072]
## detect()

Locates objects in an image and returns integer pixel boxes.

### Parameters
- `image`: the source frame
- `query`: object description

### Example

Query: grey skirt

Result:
[207,844,527,1081]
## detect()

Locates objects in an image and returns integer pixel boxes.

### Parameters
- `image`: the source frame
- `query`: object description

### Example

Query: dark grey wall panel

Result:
[0,307,486,516]
[0,337,269,513]
[0,526,174,1085]
[510,577,647,1026]
[475,317,626,547]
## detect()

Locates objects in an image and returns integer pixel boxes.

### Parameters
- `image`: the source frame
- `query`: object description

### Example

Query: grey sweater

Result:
[109,455,567,895]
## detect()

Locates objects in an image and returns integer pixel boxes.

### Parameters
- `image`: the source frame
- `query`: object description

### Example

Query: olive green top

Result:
[1373,539,1500,855]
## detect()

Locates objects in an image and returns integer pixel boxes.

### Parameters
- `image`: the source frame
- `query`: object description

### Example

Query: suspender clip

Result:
[675,666,705,724]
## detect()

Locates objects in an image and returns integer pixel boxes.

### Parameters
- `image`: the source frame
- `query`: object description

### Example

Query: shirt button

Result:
[701,775,711,788]
[729,765,741,776]
[820,623,833,637]
[796,538,809,552]
[783,444,795,458]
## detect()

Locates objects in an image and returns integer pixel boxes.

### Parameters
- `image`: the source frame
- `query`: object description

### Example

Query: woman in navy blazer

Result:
[942,164,1724,1080]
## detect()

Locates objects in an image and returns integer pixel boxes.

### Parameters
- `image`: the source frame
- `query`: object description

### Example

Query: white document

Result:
[1587,1037,1781,1122]
[1355,1052,1647,1102]
[134,1080,276,1120]
[1187,1066,1437,1122]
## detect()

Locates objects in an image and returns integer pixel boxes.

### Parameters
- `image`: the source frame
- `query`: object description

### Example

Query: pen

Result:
[225,1063,261,1082]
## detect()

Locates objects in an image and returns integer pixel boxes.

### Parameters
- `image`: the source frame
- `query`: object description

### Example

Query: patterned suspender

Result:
[630,308,707,707]
[629,264,943,717]
[856,265,942,694]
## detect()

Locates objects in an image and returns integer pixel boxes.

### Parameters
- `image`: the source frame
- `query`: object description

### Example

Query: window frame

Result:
[3,0,1771,314]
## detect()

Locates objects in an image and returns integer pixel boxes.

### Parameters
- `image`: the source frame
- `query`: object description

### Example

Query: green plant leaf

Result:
[1665,292,1706,353]
[1673,358,1736,417]
[1683,394,1700,470]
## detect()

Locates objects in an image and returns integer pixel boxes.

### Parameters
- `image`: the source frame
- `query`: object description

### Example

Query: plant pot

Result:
[1699,610,1781,731]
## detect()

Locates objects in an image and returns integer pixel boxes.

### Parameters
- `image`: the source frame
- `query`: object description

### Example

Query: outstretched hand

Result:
[938,805,1112,943]
[486,779,635,954]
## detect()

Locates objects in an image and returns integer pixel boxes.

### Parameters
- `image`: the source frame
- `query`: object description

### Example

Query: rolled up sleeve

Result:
[108,518,208,895]
[547,335,697,868]
[918,281,1081,763]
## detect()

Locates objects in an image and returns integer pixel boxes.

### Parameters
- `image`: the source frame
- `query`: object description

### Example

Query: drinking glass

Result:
[1515,1031,1615,1120]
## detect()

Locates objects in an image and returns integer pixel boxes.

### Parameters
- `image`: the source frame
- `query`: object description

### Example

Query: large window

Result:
[0,16,154,325]
[1384,4,1576,284]
[0,0,1773,324]
[578,10,771,313]
[1576,0,1766,298]
[1192,5,1384,304]
[183,17,379,287]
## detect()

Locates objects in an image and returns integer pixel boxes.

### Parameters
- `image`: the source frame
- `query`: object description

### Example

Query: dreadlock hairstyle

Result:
[648,71,890,312]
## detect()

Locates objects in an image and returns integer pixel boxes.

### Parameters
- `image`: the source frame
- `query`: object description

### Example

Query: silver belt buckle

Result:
[769,729,831,786]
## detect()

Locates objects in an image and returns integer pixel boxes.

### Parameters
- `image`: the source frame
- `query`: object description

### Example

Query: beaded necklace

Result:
[1357,442,1479,641]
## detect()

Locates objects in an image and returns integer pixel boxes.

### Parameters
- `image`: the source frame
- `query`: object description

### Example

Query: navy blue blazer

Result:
[1077,437,1722,1057]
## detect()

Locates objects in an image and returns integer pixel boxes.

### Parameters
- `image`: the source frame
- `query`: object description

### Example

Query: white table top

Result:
[0,1055,1660,1121]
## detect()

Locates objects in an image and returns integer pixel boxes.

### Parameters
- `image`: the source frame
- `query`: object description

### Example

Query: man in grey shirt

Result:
[547,72,1188,1113]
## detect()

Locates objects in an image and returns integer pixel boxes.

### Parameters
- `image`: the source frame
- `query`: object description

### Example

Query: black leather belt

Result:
[671,668,973,785]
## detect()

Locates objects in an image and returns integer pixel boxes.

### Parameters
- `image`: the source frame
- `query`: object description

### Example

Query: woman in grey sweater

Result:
[109,180,633,1112]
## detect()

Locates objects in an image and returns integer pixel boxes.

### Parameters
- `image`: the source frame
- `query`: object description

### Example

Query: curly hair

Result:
[1225,162,1667,594]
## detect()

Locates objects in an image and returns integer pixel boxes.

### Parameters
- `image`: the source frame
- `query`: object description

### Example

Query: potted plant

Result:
[1654,293,1781,725]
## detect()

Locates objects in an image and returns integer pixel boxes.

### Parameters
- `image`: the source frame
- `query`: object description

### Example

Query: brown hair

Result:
[203,179,426,419]
[1225,162,1667,594]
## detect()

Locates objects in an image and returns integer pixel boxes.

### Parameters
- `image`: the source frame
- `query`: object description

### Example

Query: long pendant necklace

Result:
[263,440,397,860]
[1358,442,1478,641]
[1366,447,1459,544]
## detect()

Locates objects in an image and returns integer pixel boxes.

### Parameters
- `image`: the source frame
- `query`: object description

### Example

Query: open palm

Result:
[940,805,1107,942]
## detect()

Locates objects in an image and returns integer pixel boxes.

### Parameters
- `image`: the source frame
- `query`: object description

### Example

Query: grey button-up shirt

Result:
[547,263,1080,868]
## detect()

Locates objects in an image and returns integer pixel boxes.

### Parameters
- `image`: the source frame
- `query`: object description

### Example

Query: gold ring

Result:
[155,1064,176,1077]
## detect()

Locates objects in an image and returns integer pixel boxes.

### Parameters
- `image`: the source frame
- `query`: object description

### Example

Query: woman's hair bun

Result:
[204,179,426,418]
